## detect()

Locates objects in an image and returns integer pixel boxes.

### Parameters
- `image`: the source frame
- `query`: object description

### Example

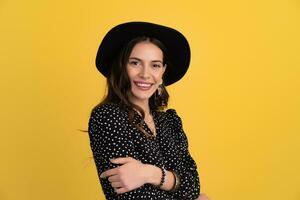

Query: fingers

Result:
[110,181,123,188]
[106,174,126,192]
[115,187,127,194]
[108,174,120,182]
[100,156,138,195]
[110,156,133,164]
[106,175,127,195]
[101,156,137,178]
[100,167,120,178]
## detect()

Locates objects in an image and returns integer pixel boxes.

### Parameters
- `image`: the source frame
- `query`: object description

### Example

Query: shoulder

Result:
[165,108,180,118]
[163,109,189,142]
[89,103,127,127]
[157,108,183,125]
[166,108,182,120]
[91,103,126,119]
[88,103,130,141]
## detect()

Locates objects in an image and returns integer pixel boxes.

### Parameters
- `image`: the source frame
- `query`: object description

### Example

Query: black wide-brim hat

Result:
[95,21,190,86]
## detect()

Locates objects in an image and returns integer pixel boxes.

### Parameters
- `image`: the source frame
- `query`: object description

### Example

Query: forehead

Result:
[129,41,163,60]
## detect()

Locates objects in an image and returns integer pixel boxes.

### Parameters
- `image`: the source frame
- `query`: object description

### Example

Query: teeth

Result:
[136,82,151,87]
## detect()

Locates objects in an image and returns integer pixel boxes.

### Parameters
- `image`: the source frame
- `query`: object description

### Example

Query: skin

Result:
[126,41,166,115]
[99,41,210,199]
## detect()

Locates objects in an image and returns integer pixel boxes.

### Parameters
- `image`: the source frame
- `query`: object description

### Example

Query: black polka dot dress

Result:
[88,103,200,200]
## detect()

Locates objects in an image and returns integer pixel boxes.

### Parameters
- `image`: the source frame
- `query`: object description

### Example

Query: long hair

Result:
[91,36,171,138]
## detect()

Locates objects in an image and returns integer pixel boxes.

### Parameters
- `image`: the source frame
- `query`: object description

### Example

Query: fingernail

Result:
[100,173,105,178]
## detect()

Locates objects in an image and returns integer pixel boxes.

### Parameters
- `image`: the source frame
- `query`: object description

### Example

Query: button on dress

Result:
[88,103,200,200]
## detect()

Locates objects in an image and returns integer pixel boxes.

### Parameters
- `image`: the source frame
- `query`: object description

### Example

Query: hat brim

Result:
[95,21,190,86]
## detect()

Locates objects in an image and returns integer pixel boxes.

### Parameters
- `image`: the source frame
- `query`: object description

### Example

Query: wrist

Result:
[144,164,162,185]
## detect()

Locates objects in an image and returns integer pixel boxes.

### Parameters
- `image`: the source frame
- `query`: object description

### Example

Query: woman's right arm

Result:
[88,104,138,198]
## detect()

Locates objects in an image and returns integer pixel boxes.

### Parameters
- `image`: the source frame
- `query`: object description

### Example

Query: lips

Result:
[134,81,153,90]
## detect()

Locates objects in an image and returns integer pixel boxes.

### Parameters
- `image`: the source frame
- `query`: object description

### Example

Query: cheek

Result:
[126,68,136,82]
[153,71,164,83]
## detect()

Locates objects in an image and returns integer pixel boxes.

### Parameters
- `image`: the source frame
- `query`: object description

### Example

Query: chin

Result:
[132,94,152,101]
[131,90,155,101]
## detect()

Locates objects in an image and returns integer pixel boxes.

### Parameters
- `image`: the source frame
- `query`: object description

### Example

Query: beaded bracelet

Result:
[155,166,167,188]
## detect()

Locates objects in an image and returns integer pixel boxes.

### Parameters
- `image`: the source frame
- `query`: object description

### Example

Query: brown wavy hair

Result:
[91,36,172,138]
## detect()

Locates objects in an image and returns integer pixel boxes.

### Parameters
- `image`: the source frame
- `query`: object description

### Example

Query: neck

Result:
[129,97,150,116]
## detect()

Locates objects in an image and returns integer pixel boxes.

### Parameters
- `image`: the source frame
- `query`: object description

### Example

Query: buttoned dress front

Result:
[88,103,200,200]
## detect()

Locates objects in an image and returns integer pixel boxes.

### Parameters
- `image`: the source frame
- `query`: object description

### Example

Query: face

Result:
[126,41,166,104]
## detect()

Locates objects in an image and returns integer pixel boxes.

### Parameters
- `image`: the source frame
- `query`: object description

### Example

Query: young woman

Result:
[88,21,209,200]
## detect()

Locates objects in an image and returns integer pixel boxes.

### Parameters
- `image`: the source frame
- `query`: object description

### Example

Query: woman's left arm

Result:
[171,138,201,200]
[166,109,201,200]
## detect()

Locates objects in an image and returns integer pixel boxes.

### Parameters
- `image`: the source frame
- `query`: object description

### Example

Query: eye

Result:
[153,64,161,68]
[129,61,139,66]
[130,61,137,65]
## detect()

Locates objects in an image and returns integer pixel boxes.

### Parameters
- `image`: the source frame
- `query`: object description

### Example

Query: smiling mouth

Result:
[134,81,153,90]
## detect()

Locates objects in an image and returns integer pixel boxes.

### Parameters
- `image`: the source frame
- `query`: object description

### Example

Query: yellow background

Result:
[1,0,299,199]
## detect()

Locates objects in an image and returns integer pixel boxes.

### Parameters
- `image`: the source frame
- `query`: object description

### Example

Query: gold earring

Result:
[158,83,163,96]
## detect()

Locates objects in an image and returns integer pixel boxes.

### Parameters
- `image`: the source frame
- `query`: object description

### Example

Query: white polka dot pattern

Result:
[88,103,200,199]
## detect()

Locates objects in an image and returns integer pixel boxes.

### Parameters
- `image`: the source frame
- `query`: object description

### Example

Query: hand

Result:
[100,156,147,194]
[195,193,210,200]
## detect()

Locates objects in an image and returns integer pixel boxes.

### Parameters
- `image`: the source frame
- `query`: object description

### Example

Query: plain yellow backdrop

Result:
[1,0,299,199]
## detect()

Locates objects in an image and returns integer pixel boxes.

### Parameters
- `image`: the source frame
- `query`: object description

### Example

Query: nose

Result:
[139,65,150,79]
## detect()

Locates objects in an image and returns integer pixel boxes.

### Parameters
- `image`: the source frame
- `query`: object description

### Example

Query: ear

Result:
[160,79,163,85]
[163,63,167,69]
[162,63,167,74]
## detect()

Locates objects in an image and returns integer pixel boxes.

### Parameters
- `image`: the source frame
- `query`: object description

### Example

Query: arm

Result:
[146,164,209,200]
[144,164,176,191]
[166,109,201,200]
[88,104,139,198]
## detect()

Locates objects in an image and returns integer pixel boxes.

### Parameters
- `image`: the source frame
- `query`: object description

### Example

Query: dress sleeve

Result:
[166,109,201,200]
[88,104,139,199]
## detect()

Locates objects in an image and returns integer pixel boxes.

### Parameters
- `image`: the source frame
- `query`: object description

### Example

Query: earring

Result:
[157,83,163,96]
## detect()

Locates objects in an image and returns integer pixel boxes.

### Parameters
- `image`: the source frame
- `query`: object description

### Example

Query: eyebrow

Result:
[129,57,163,64]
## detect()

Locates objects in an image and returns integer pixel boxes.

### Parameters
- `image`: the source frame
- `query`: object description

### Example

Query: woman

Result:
[88,22,209,200]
